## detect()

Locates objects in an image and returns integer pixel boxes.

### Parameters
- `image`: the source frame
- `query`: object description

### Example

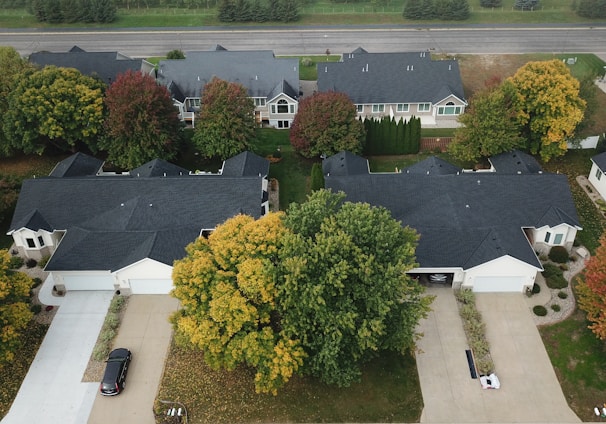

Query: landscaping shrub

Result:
[301,57,313,67]
[455,288,475,305]
[26,258,37,268]
[108,295,126,313]
[558,291,568,299]
[38,255,50,268]
[32,277,43,288]
[30,304,42,314]
[551,304,561,312]
[560,263,569,271]
[546,273,568,289]
[475,357,494,375]
[549,246,569,263]
[542,263,561,278]
[9,255,24,269]
[104,312,119,329]
[532,282,541,294]
[533,305,548,316]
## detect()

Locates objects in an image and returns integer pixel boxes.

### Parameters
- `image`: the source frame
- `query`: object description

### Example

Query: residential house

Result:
[28,45,155,85]
[8,151,269,295]
[156,46,300,129]
[317,47,467,128]
[588,151,606,201]
[323,150,581,292]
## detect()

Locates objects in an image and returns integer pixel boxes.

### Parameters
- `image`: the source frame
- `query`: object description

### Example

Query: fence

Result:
[420,137,452,152]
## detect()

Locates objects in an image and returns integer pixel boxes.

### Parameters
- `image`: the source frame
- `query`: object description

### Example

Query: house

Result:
[7,151,269,295]
[28,45,155,85]
[588,151,606,201]
[156,46,300,129]
[317,48,467,128]
[323,150,581,293]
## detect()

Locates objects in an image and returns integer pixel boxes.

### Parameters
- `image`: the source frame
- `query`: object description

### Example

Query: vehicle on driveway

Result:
[429,273,448,283]
[100,348,132,396]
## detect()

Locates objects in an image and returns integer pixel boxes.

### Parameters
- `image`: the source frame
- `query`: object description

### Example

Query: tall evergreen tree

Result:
[404,0,424,19]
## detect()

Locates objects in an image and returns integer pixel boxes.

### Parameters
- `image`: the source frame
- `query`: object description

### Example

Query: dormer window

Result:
[438,101,462,115]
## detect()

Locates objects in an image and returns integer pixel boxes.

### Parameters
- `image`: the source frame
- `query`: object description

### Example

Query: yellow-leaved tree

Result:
[171,212,305,395]
[0,250,34,367]
[507,59,585,162]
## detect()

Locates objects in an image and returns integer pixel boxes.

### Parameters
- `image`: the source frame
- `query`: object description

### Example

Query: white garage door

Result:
[62,275,115,291]
[473,276,525,293]
[129,279,173,294]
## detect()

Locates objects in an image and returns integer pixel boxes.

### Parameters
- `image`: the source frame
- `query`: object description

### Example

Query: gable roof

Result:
[324,153,580,270]
[10,156,265,272]
[322,151,370,177]
[157,49,299,100]
[592,151,606,172]
[49,152,104,177]
[489,150,543,174]
[29,46,150,85]
[404,156,462,175]
[221,151,269,177]
[130,159,190,177]
[317,50,466,105]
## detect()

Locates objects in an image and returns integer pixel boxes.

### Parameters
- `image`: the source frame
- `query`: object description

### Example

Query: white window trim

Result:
[418,103,431,112]
[372,104,385,113]
[396,103,409,112]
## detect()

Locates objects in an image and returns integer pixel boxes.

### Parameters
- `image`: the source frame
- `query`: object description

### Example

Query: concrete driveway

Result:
[2,291,114,424]
[416,288,580,423]
[88,295,179,424]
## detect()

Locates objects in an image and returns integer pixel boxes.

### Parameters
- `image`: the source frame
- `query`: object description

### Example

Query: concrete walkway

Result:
[417,288,580,423]
[88,295,179,424]
[2,291,113,424]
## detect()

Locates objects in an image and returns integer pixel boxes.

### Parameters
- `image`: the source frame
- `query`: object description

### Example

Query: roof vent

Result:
[120,203,124,207]
[477,180,481,185]
[164,172,166,177]
[449,65,452,71]
[466,204,470,208]
[325,66,327,72]
[149,203,153,207]
[197,76,200,81]
[411,65,413,71]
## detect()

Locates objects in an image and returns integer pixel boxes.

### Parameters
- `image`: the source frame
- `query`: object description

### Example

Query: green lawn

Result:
[282,55,341,81]
[155,341,423,423]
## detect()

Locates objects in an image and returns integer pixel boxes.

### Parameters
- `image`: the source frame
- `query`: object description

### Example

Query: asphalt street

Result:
[1,25,605,58]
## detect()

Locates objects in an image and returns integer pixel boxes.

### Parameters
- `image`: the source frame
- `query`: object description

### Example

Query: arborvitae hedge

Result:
[364,116,421,155]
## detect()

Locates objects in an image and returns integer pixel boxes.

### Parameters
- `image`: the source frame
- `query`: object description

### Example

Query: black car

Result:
[100,348,132,396]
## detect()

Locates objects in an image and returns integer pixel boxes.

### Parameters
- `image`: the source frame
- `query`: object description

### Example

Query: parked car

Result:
[100,348,132,396]
[429,273,448,283]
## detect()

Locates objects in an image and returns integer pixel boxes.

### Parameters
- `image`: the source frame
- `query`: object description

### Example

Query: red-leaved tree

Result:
[577,232,606,339]
[289,91,365,158]
[100,70,183,169]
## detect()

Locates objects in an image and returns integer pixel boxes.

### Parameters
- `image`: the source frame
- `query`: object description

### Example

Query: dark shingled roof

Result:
[157,49,299,101]
[317,50,466,105]
[404,156,462,175]
[221,151,269,177]
[49,153,104,177]
[324,153,580,270]
[10,164,265,272]
[130,159,190,177]
[592,152,606,172]
[29,47,149,85]
[489,150,543,174]
[322,151,370,177]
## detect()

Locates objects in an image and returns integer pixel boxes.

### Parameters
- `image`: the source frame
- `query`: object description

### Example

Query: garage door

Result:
[473,276,525,293]
[129,279,173,294]
[62,275,115,291]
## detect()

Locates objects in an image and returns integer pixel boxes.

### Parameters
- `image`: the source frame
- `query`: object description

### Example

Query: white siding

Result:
[589,162,606,201]
[463,255,538,293]
[115,258,174,294]
[55,271,116,291]
[129,279,173,294]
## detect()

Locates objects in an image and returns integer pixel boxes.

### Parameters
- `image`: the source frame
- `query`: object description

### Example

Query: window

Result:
[26,238,35,248]
[554,234,564,244]
[396,104,409,112]
[544,232,551,243]
[190,98,201,108]
[355,105,363,113]
[277,120,290,128]
[38,236,45,247]
[372,104,385,113]
[254,98,266,107]
[289,104,295,114]
[596,168,602,181]
[438,102,462,115]
[418,103,431,112]
[277,99,289,114]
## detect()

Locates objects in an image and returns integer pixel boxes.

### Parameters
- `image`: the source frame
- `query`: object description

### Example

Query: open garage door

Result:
[129,279,173,294]
[62,275,115,291]
[473,276,525,293]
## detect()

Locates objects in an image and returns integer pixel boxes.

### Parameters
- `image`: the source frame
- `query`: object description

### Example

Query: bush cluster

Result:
[364,116,421,155]
[455,289,494,374]
[558,291,568,299]
[532,282,541,294]
[548,246,569,263]
[404,0,470,20]
[92,295,127,361]
[533,305,547,316]
[542,263,568,289]
[9,255,24,269]
[26,258,37,268]
[551,304,561,312]
[28,0,116,23]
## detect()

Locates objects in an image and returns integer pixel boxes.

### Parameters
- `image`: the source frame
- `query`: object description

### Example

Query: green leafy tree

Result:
[507,59,586,161]
[279,190,432,387]
[449,82,524,163]
[577,232,606,339]
[0,47,34,157]
[290,91,365,159]
[171,213,306,395]
[0,250,34,368]
[100,70,183,169]
[3,65,105,156]
[192,77,256,160]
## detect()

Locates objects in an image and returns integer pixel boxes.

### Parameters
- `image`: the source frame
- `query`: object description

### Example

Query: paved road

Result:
[1,25,606,57]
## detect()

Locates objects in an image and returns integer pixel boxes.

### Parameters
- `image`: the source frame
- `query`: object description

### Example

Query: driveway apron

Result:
[88,295,179,424]
[416,288,580,423]
[2,291,114,424]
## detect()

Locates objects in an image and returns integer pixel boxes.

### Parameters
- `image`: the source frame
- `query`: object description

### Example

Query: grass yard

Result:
[0,322,49,420]
[155,341,423,423]
[283,55,341,81]
[539,280,606,422]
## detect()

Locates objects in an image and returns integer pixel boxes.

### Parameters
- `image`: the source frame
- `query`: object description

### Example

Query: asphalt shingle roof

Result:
[221,151,270,177]
[592,151,606,172]
[157,50,299,100]
[317,50,466,105]
[322,151,370,177]
[130,159,190,177]
[489,150,543,174]
[324,154,580,270]
[49,152,104,177]
[404,156,462,175]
